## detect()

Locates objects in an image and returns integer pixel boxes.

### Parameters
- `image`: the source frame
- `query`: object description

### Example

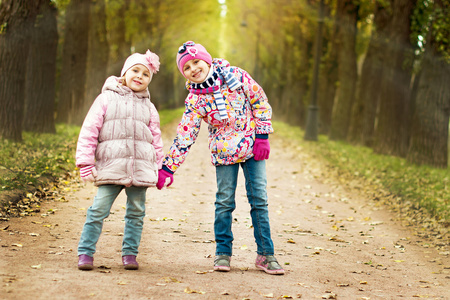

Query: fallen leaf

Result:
[370,221,383,226]
[240,245,248,250]
[287,238,296,244]
[263,293,274,298]
[360,281,368,285]
[160,277,181,283]
[117,281,128,285]
[322,292,337,299]
[184,287,205,294]
[12,243,23,248]
[329,236,346,243]
[98,265,111,269]
[336,283,349,287]
[31,264,42,269]
[3,276,17,283]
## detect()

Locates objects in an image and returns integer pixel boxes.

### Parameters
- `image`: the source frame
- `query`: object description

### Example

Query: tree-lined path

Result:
[1,123,448,299]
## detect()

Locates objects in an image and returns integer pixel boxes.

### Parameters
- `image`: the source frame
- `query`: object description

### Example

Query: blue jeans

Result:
[215,158,274,256]
[78,185,147,257]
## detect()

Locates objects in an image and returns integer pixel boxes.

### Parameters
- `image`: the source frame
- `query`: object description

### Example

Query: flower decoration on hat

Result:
[145,50,160,74]
[187,48,198,57]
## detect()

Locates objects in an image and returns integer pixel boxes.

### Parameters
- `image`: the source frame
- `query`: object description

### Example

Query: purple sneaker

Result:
[78,254,94,271]
[122,255,139,270]
[255,254,285,275]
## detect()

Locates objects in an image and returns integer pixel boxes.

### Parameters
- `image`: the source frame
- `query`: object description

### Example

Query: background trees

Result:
[0,0,448,168]
[0,0,47,141]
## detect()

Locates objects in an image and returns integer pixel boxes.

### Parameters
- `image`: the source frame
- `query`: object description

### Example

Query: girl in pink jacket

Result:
[76,50,163,271]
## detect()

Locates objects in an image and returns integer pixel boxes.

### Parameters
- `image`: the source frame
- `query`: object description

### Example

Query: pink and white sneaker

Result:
[255,254,285,275]
[214,255,231,272]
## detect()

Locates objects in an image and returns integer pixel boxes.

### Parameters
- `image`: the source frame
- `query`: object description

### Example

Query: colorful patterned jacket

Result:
[163,59,273,173]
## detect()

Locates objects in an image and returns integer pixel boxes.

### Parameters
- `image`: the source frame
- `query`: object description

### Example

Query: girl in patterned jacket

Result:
[76,50,163,271]
[157,41,284,275]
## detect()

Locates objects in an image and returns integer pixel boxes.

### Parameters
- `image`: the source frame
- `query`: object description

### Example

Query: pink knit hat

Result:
[121,49,160,77]
[176,41,212,76]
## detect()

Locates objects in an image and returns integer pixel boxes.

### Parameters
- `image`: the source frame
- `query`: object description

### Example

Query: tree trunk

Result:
[84,0,108,117]
[350,2,391,146]
[407,0,450,168]
[279,22,310,127]
[317,3,338,135]
[0,0,43,141]
[24,1,58,134]
[329,0,358,141]
[106,0,131,77]
[56,0,90,125]
[373,0,416,157]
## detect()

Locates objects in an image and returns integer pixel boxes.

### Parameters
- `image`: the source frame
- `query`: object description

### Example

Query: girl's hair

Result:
[120,76,127,87]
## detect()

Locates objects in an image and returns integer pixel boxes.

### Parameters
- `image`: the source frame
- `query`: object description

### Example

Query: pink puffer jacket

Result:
[76,76,163,187]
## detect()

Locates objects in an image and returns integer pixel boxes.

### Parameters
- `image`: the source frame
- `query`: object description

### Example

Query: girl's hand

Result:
[157,168,174,190]
[80,165,97,183]
[253,138,270,161]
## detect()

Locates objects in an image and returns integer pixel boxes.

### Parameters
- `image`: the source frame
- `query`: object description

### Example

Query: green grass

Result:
[273,121,449,223]
[0,124,80,192]
[159,107,185,127]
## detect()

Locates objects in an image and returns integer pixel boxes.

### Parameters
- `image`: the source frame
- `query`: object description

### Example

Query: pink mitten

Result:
[157,168,174,190]
[253,138,270,161]
[80,165,97,183]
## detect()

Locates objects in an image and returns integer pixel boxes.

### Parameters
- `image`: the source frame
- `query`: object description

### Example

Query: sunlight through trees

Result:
[0,0,448,167]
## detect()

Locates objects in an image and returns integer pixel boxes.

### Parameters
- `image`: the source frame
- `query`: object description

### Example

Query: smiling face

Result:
[123,64,152,92]
[182,59,210,83]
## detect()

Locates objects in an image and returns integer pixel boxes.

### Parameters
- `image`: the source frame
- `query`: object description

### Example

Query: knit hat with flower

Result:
[176,41,212,77]
[121,49,160,77]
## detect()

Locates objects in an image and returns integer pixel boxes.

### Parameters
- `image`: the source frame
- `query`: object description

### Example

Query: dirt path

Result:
[1,123,449,300]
